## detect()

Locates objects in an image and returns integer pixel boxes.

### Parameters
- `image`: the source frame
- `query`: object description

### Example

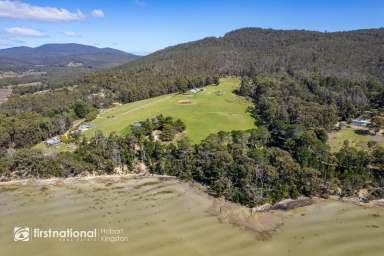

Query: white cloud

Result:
[5,27,45,37]
[0,0,85,21]
[63,31,80,37]
[92,9,104,17]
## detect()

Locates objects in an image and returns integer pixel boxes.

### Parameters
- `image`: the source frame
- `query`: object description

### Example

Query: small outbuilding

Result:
[351,119,370,127]
[46,137,61,146]
[189,88,202,94]
[78,123,95,132]
[132,122,142,128]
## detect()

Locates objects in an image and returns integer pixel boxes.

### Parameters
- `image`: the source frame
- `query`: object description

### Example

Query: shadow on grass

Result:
[354,129,370,135]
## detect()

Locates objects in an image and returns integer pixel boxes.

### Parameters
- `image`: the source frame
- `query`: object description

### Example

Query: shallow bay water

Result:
[0,177,383,256]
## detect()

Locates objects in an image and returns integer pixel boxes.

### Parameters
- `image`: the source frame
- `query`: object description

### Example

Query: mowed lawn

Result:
[87,77,256,143]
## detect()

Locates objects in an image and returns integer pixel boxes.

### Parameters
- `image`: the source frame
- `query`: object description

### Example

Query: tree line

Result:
[1,114,383,206]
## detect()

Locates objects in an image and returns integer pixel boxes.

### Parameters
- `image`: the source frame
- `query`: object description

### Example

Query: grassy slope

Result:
[87,77,255,143]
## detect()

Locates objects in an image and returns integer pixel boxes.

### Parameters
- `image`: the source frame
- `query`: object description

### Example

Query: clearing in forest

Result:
[87,77,255,143]
[328,126,384,152]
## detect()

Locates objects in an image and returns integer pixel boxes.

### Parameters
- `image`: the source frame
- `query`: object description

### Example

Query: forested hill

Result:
[0,43,140,70]
[2,28,384,150]
[86,27,384,88]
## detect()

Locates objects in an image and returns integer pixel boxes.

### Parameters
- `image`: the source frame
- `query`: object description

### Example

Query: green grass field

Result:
[34,142,77,154]
[328,126,384,152]
[86,77,255,143]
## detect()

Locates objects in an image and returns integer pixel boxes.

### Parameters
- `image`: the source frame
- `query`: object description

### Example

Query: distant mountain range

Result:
[0,43,140,70]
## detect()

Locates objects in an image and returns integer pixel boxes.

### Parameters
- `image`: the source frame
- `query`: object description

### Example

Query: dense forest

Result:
[84,27,384,88]
[238,75,384,129]
[0,113,383,206]
[75,28,384,107]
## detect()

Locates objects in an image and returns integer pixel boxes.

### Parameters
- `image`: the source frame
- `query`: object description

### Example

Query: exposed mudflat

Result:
[0,176,383,256]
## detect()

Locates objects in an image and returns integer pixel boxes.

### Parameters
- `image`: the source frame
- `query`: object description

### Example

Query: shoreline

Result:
[0,172,177,185]
[1,173,383,238]
[0,174,290,237]
[1,174,383,209]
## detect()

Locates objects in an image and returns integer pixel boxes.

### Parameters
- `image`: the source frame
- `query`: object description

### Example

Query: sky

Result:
[0,0,383,55]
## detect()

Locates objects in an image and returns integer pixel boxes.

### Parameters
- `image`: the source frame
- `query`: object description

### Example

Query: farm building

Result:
[351,119,370,127]
[46,137,61,146]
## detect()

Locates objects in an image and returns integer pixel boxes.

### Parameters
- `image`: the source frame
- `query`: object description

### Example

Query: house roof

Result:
[352,119,370,123]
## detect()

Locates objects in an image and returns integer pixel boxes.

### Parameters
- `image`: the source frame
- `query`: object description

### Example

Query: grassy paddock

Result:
[328,126,384,152]
[87,77,256,143]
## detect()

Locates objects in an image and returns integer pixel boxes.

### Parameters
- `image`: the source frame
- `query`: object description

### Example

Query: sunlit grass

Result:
[87,77,256,143]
